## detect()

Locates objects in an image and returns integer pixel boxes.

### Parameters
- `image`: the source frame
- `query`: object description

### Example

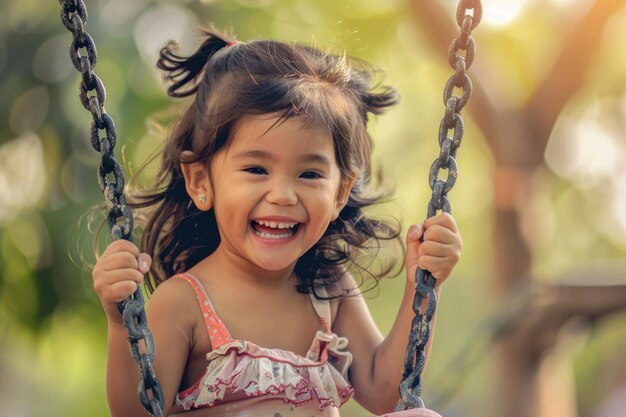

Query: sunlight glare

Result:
[483,0,526,27]
[548,0,581,6]
[133,5,196,70]
[0,133,46,223]
[545,103,621,189]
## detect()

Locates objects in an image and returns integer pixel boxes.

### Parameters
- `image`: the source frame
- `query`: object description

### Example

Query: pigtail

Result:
[157,31,231,98]
[347,67,399,120]
[361,85,399,115]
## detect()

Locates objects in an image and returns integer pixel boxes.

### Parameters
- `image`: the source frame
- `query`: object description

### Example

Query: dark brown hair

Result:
[132,29,402,297]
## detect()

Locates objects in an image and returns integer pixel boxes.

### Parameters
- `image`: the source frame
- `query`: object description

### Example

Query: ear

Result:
[332,173,356,220]
[180,151,213,210]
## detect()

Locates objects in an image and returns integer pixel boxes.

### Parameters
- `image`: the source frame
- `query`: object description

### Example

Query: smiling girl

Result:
[92,31,462,417]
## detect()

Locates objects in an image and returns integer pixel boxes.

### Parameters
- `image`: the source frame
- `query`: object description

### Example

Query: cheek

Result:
[306,186,339,213]
[211,183,251,219]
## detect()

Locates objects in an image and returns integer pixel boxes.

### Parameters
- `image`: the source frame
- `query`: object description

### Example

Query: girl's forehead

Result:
[229,114,333,149]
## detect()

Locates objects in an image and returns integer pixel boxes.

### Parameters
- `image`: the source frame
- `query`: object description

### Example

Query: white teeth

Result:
[256,220,297,229]
[253,220,298,239]
[255,230,295,239]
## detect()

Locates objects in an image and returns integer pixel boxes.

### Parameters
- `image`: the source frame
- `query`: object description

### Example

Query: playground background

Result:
[1,1,626,416]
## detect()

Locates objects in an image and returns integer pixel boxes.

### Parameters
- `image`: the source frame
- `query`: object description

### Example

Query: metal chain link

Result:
[58,1,164,416]
[396,0,482,411]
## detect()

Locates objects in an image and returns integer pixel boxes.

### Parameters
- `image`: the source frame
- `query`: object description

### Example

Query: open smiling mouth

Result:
[251,220,300,239]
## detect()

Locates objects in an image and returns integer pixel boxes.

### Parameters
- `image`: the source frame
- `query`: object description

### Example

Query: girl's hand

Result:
[405,212,462,287]
[92,240,152,324]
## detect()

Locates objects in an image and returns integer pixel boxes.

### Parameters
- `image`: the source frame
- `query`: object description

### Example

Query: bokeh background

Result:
[1,0,626,416]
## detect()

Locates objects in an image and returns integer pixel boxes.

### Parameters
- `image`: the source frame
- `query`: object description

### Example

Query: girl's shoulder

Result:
[147,274,201,330]
[151,274,197,299]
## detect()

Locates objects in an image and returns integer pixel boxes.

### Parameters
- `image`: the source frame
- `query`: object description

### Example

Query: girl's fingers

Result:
[423,225,460,245]
[405,224,424,268]
[417,240,452,258]
[105,281,140,303]
[96,268,144,286]
[100,239,140,258]
[406,224,424,245]
[99,251,140,271]
[93,242,149,314]
[423,212,458,233]
[137,253,152,274]
[409,213,461,282]
[417,255,453,280]
[93,268,143,302]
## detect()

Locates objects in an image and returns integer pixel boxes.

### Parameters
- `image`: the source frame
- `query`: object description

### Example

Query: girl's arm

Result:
[94,241,193,417]
[332,213,461,414]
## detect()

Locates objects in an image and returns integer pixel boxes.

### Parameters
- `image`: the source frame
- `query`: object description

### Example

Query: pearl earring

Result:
[198,194,206,203]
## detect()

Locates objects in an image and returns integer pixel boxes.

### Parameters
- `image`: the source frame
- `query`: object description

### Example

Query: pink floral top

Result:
[172,274,354,416]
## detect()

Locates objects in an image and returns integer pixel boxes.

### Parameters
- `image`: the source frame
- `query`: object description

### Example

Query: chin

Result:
[257,261,295,272]
[250,256,299,273]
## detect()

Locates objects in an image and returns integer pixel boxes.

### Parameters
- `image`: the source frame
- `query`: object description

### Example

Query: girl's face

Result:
[207,115,352,273]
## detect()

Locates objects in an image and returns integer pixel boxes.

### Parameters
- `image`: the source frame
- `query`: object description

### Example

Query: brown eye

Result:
[300,171,322,179]
[244,167,267,175]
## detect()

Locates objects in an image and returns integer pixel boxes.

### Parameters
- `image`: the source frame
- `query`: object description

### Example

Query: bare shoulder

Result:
[147,276,199,329]
[149,275,196,305]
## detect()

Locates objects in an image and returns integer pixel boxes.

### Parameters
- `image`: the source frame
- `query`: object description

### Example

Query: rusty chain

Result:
[58,1,164,415]
[396,0,482,411]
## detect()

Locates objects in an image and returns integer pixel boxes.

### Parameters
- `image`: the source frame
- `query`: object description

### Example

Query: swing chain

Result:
[396,0,481,411]
[58,1,164,416]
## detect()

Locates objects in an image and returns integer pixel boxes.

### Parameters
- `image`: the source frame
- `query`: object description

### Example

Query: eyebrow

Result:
[232,150,332,166]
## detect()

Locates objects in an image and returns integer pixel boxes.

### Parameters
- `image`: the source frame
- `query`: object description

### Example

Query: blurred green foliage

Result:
[1,1,625,416]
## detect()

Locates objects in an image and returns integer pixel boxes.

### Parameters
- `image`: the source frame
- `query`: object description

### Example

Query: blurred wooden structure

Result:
[408,1,626,416]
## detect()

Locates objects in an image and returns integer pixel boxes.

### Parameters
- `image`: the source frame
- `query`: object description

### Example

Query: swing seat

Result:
[379,409,442,417]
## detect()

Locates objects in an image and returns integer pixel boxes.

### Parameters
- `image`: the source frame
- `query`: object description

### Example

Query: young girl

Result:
[92,30,462,417]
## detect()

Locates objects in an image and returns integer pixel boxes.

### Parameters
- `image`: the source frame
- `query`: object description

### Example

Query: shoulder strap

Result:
[308,286,332,332]
[174,274,233,349]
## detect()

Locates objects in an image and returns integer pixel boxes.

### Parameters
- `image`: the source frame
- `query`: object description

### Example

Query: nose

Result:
[265,176,298,206]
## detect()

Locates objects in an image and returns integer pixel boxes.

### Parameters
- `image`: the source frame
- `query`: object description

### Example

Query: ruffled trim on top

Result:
[176,331,354,411]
